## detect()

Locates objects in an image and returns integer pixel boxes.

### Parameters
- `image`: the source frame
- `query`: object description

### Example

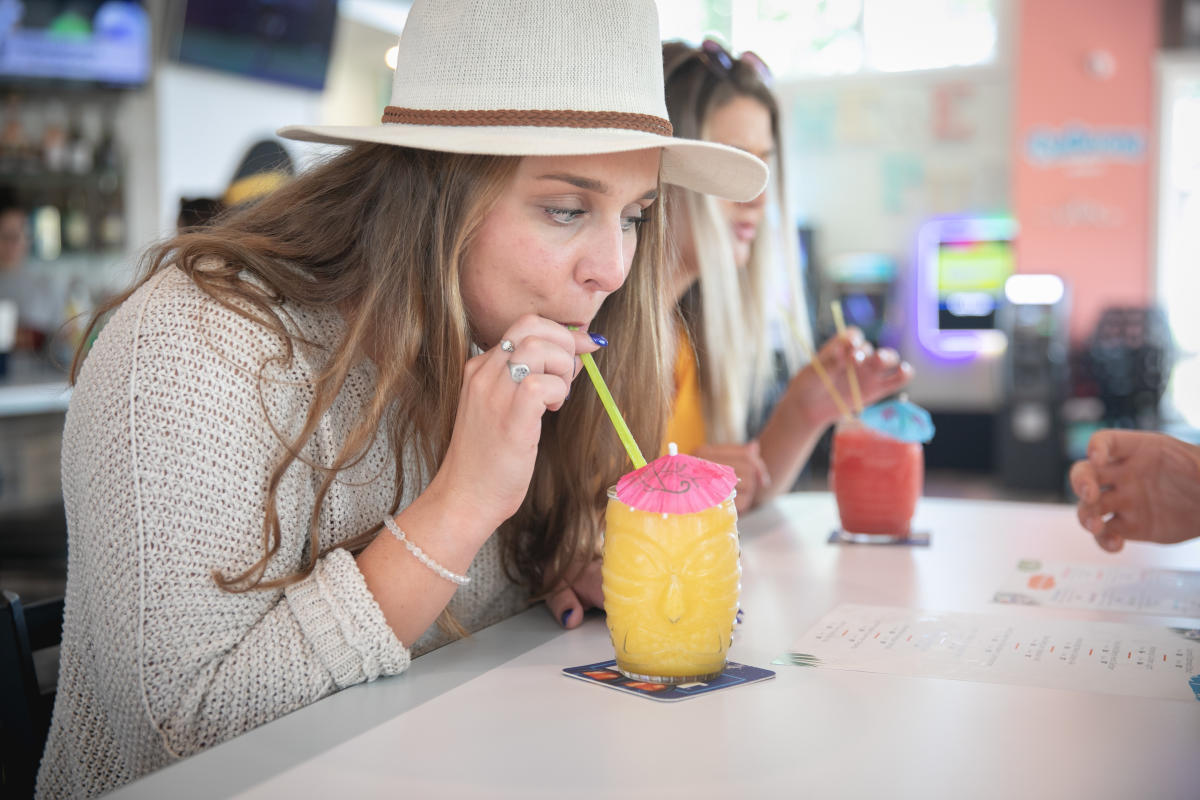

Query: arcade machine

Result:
[821,251,900,349]
[996,274,1070,493]
[904,215,1016,472]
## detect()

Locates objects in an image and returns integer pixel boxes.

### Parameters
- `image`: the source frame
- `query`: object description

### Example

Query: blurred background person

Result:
[176,138,296,231]
[175,196,224,232]
[661,40,912,511]
[221,138,295,210]
[0,186,69,356]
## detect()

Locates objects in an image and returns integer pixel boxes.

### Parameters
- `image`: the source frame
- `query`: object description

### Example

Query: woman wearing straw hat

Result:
[660,40,912,512]
[37,2,765,796]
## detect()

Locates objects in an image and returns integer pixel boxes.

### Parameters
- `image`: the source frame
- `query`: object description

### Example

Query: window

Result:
[1155,57,1200,427]
[659,0,1000,78]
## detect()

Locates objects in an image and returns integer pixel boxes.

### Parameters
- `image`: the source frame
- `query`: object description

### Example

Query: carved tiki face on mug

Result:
[602,491,740,683]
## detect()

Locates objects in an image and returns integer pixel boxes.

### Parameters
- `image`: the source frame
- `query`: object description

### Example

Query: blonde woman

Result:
[663,40,912,511]
[37,4,766,797]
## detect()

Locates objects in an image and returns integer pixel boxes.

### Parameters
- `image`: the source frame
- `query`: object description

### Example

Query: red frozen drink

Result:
[831,419,923,537]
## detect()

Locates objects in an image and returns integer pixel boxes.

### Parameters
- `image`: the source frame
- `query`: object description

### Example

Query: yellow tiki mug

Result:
[601,448,741,683]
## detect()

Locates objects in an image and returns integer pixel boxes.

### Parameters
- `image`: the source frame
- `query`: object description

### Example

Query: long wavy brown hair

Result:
[72,143,671,604]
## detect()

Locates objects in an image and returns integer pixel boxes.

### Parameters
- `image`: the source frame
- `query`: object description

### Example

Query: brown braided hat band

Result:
[381,106,673,137]
[279,1,767,201]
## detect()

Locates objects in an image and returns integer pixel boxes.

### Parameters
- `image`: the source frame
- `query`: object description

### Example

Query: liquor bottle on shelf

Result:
[66,109,95,175]
[63,185,91,253]
[93,115,125,250]
[41,101,70,172]
[30,190,63,262]
[0,94,33,174]
[92,113,121,177]
[97,188,125,251]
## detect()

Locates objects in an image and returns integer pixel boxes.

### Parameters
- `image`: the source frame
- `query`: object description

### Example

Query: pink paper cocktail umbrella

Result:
[614,443,738,514]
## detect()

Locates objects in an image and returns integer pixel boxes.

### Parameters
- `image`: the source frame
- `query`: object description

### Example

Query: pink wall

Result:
[1012,0,1159,342]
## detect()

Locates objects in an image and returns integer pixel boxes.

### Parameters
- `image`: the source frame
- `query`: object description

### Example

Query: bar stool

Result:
[1,590,64,799]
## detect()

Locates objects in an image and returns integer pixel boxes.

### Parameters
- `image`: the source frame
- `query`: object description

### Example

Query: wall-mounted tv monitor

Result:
[0,0,151,87]
[173,0,339,91]
[916,215,1017,360]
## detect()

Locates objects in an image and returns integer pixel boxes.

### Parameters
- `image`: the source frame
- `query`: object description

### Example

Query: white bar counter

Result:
[109,493,1200,799]
[0,352,71,417]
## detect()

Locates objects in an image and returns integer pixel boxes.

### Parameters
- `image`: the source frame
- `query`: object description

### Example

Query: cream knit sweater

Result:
[37,267,528,799]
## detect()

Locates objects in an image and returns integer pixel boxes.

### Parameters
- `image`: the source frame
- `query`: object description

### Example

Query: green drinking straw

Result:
[571,329,647,469]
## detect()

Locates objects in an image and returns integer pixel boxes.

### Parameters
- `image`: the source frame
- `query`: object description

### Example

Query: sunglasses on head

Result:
[697,39,773,87]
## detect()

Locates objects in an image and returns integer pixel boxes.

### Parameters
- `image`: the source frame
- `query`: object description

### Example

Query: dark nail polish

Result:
[589,333,609,347]
[561,609,573,627]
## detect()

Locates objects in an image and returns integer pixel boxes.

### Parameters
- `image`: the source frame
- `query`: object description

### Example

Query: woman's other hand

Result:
[546,556,604,629]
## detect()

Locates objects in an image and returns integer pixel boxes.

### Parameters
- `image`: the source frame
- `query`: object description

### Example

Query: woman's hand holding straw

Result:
[830,300,864,415]
[781,309,853,422]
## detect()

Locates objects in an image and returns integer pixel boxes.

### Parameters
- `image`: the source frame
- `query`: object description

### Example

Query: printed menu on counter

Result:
[992,559,1200,617]
[781,604,1200,702]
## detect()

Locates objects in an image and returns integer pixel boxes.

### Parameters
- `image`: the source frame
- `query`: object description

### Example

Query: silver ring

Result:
[507,361,531,383]
[500,339,515,353]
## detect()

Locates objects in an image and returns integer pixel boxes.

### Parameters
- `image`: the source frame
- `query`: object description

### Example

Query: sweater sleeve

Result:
[68,268,410,759]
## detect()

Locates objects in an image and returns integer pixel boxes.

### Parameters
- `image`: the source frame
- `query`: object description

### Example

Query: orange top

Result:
[664,328,706,455]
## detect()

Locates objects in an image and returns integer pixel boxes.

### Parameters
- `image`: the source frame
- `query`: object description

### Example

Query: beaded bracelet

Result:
[381,517,471,586]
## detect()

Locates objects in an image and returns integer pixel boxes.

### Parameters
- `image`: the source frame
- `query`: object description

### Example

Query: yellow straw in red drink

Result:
[570,328,646,469]
[830,300,864,415]
[782,310,853,421]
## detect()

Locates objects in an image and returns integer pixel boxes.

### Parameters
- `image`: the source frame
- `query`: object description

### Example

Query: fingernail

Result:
[735,608,745,624]
[560,609,573,627]
[589,333,609,347]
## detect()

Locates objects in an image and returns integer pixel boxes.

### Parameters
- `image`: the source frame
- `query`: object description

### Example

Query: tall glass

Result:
[830,418,924,542]
[602,488,740,684]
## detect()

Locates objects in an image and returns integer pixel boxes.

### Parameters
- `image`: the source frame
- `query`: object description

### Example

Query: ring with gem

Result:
[507,361,531,383]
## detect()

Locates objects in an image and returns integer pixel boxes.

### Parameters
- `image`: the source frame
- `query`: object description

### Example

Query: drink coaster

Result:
[828,529,931,547]
[563,659,775,702]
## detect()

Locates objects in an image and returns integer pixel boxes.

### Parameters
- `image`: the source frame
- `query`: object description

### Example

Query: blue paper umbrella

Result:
[860,397,935,443]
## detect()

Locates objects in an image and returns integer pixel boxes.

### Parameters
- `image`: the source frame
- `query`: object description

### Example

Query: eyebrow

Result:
[538,173,658,201]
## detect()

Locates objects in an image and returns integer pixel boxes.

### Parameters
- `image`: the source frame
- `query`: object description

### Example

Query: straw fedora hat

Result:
[278,0,767,202]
